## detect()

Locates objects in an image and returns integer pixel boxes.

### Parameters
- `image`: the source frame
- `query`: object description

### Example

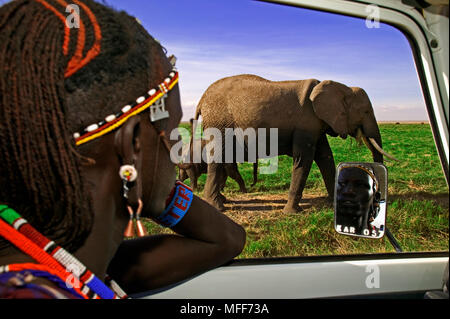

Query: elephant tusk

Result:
[368,137,400,162]
[360,134,391,162]
[360,133,377,154]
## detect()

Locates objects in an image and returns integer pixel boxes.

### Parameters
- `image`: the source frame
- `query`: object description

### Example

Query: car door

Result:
[132,0,449,299]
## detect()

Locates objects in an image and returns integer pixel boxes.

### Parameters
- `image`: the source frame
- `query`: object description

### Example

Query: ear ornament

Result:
[119,164,138,182]
[119,165,138,199]
[123,199,147,238]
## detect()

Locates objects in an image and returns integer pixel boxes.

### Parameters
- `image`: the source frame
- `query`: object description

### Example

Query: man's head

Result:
[0,0,181,252]
[336,165,379,224]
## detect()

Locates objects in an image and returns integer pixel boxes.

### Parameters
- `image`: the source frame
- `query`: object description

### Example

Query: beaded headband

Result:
[73,69,179,146]
[340,164,379,192]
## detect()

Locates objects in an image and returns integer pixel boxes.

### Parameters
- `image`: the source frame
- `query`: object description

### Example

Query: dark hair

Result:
[0,0,168,252]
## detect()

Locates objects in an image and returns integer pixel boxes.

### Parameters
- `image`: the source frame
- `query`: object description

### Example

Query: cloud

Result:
[169,41,427,121]
[375,103,428,122]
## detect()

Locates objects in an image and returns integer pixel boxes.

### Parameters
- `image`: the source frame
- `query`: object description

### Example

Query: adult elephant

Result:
[195,74,397,213]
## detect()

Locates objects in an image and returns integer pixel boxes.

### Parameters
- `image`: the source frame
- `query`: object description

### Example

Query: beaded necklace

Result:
[1,263,86,299]
[0,205,128,299]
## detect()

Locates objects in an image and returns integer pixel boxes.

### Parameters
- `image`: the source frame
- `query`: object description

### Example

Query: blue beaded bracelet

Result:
[157,181,193,228]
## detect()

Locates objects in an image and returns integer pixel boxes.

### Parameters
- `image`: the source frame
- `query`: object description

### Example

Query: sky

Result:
[0,0,429,121]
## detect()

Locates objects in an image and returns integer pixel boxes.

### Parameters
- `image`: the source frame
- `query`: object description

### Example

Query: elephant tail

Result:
[194,103,201,121]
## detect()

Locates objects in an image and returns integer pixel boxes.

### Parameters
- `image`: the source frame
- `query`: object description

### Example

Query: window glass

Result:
[104,0,448,257]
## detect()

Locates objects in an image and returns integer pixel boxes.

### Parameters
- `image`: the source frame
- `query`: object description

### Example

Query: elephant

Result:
[178,160,257,193]
[178,119,258,193]
[194,74,397,213]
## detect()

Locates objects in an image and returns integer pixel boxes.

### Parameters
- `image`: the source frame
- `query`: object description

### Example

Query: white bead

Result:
[73,132,80,139]
[159,84,167,92]
[86,124,99,132]
[148,89,156,96]
[164,78,170,84]
[169,72,175,78]
[119,164,138,182]
[136,96,145,104]
[121,105,131,113]
[105,114,116,122]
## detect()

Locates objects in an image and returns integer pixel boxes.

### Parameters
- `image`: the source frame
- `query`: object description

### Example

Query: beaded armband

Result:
[157,181,193,228]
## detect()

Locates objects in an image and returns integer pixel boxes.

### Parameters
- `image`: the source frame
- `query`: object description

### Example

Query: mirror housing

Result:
[334,162,388,239]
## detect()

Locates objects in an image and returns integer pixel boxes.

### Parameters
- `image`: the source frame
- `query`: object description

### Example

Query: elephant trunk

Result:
[354,114,382,163]
[176,119,198,171]
[358,118,399,163]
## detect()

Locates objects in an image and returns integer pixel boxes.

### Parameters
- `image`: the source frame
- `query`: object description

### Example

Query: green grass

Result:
[149,123,448,257]
[236,198,448,258]
[179,124,448,195]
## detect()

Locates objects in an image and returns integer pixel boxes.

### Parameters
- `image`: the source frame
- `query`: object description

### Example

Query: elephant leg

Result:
[284,134,316,213]
[218,174,228,203]
[203,162,227,211]
[187,169,197,192]
[314,134,336,201]
[251,162,258,187]
[225,163,247,193]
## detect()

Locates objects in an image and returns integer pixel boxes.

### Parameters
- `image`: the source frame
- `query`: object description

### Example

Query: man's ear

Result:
[114,115,142,207]
[373,191,381,205]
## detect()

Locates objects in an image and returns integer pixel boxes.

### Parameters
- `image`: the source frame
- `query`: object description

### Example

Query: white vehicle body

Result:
[140,0,449,299]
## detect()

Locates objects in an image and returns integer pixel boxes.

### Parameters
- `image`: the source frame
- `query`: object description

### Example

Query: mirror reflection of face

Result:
[337,167,375,221]
[334,163,387,239]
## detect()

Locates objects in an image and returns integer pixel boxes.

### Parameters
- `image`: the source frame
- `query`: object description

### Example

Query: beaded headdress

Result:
[340,164,379,192]
[73,69,179,146]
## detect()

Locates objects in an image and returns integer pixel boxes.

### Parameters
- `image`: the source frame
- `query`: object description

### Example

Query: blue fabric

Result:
[0,270,83,299]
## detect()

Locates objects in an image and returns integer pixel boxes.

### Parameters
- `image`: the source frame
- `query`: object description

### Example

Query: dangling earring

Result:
[119,164,138,199]
[124,199,147,238]
[124,205,135,238]
[134,199,147,237]
[119,164,147,238]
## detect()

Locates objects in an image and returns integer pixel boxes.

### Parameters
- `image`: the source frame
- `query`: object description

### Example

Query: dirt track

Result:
[221,193,333,225]
[221,191,449,226]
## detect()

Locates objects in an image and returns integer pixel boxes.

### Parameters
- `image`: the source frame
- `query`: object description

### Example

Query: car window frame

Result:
[260,0,449,186]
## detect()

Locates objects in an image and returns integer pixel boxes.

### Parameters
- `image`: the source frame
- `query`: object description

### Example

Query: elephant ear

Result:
[310,80,354,137]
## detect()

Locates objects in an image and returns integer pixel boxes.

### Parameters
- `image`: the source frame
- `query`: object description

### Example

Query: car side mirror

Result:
[334,162,388,239]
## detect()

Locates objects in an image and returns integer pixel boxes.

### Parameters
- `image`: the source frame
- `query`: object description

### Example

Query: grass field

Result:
[144,123,449,258]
